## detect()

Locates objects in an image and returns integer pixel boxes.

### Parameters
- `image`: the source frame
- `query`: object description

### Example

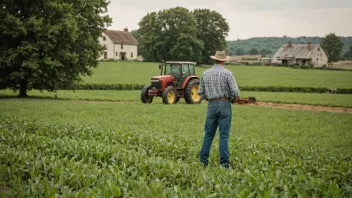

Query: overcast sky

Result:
[107,0,352,40]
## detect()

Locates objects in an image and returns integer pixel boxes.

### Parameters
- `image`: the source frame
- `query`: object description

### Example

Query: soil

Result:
[73,100,352,114]
[254,102,352,114]
[72,100,135,104]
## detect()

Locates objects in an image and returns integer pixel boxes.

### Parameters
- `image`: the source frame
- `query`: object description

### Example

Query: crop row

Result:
[0,117,351,197]
[64,83,352,94]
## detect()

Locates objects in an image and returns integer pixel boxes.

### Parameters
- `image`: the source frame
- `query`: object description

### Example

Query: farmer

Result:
[198,50,240,168]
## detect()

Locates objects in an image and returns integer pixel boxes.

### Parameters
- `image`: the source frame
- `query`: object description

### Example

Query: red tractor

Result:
[141,61,202,104]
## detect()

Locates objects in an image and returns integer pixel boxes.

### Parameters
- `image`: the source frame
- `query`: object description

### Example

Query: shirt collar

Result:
[213,64,224,69]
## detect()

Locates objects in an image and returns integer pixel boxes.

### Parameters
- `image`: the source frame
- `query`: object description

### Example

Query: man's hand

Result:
[230,96,240,103]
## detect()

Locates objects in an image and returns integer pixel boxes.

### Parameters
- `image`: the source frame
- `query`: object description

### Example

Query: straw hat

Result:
[210,51,230,61]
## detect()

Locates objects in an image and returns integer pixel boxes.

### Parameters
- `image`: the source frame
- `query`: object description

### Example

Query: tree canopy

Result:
[0,0,111,97]
[248,48,259,55]
[136,7,229,64]
[345,45,352,60]
[235,47,245,55]
[321,33,343,63]
[193,9,229,64]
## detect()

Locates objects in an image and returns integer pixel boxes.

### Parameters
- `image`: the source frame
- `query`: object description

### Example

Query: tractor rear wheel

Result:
[141,85,153,103]
[162,87,177,104]
[184,79,201,104]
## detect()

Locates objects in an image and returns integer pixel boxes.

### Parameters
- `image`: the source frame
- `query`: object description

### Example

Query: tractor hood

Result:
[151,75,174,81]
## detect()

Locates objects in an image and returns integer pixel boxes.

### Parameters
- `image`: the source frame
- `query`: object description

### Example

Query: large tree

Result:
[159,7,204,62]
[137,7,204,62]
[193,9,229,64]
[0,0,111,97]
[321,33,343,63]
[135,12,160,62]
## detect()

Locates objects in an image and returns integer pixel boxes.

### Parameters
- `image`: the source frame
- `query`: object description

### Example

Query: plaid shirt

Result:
[198,64,240,100]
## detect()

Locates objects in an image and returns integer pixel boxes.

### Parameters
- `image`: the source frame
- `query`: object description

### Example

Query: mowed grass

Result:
[82,61,352,88]
[2,89,352,107]
[0,99,351,155]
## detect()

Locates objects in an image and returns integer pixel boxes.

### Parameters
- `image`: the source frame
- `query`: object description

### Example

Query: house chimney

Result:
[307,42,311,50]
[124,27,128,32]
[288,41,292,47]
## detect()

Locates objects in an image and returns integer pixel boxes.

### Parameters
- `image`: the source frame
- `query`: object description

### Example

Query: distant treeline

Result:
[226,36,352,56]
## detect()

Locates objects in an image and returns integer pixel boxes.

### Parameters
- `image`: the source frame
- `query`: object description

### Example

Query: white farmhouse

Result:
[272,42,328,67]
[99,28,139,60]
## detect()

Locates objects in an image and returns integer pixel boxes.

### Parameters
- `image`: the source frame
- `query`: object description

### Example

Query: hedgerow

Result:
[63,83,352,94]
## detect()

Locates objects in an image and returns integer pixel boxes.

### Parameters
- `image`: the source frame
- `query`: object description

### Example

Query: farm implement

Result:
[232,96,257,105]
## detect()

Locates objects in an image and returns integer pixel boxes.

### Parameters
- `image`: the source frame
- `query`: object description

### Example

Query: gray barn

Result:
[272,42,328,67]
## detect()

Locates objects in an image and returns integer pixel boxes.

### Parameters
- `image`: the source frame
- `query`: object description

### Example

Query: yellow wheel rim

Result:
[167,90,175,103]
[191,85,201,101]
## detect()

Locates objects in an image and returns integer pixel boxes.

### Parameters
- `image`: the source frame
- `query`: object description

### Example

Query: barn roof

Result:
[104,30,139,45]
[274,44,326,60]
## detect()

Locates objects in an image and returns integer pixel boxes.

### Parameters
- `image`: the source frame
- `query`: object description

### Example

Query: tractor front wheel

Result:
[184,79,202,104]
[141,85,153,103]
[162,87,177,104]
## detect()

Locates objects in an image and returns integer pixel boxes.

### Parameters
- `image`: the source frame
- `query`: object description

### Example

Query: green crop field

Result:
[82,61,352,88]
[0,99,351,197]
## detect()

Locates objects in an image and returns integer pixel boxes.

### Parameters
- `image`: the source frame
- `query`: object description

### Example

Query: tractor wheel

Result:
[162,87,177,104]
[141,85,153,103]
[184,79,202,104]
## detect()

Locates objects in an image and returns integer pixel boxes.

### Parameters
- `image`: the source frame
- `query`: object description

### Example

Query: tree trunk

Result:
[19,81,28,98]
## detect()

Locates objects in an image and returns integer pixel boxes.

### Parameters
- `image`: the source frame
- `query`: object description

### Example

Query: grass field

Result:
[2,90,352,107]
[1,61,352,197]
[0,99,351,197]
[81,61,352,88]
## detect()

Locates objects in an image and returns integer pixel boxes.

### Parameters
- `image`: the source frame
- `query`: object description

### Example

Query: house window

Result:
[104,52,107,59]
[121,44,123,49]
[318,48,320,51]
[103,36,106,41]
[116,52,118,56]
[131,52,133,58]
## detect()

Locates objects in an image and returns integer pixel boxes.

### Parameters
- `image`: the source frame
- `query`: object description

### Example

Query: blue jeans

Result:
[200,100,232,168]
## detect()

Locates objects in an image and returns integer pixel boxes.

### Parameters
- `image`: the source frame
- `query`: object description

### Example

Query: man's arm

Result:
[227,72,240,98]
[198,75,206,100]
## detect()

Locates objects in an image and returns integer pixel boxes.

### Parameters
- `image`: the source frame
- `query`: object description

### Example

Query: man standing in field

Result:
[198,51,240,168]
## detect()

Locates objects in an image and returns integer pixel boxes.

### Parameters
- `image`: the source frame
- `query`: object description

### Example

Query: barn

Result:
[272,42,328,67]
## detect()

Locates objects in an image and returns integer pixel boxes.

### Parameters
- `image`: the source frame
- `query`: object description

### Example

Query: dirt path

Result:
[73,100,352,114]
[255,102,352,114]
[72,100,136,104]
